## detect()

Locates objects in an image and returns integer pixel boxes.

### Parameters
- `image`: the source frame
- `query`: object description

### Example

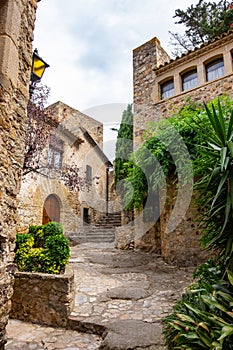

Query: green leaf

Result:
[176,313,197,324]
[227,141,233,158]
[227,109,233,140]
[218,325,233,341]
[211,170,229,210]
[197,322,209,332]
[220,147,227,171]
[201,295,228,312]
[197,329,211,347]
[221,193,231,234]
[205,103,225,145]
[227,269,233,286]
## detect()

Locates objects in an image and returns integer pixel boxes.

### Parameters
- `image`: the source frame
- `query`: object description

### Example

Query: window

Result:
[206,58,225,81]
[182,69,198,91]
[48,135,64,169]
[161,79,174,99]
[86,165,92,183]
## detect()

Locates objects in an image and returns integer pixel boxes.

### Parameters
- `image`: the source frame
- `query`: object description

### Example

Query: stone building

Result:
[17,101,117,242]
[116,31,233,265]
[0,1,39,348]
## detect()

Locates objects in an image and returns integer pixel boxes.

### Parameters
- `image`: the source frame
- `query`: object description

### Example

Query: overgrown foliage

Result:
[15,222,70,274]
[122,99,209,210]
[164,266,233,349]
[114,104,133,187]
[163,97,233,349]
[170,0,233,56]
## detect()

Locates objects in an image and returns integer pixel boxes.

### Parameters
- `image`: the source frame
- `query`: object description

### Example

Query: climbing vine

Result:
[122,96,233,211]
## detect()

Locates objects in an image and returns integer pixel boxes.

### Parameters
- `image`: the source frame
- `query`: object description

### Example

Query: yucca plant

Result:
[163,99,233,349]
[163,269,233,350]
[194,100,233,270]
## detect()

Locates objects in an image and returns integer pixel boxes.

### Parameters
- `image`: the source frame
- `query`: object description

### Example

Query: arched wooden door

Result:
[42,194,60,224]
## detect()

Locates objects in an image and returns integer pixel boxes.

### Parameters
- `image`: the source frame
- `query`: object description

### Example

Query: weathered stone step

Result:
[67,316,167,349]
[68,316,106,336]
[68,229,115,244]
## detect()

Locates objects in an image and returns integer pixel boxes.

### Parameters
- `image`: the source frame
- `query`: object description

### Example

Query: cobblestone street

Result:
[6,243,194,349]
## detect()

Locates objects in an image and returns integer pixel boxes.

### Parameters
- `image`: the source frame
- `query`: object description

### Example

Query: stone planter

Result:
[10,266,74,327]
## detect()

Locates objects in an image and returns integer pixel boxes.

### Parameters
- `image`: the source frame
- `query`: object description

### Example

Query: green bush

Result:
[32,229,44,248]
[15,233,33,251]
[28,225,44,235]
[14,235,34,271]
[43,221,63,238]
[163,269,233,349]
[163,98,233,349]
[15,222,70,274]
[45,234,70,272]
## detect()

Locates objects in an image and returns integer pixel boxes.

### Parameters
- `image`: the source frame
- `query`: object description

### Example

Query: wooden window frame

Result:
[182,69,198,91]
[206,58,225,82]
[160,79,174,99]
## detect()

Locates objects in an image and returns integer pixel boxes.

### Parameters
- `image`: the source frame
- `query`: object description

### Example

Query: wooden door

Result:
[42,194,60,224]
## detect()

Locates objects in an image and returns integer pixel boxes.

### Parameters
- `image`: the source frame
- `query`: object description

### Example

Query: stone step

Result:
[67,316,167,349]
[68,229,115,244]
[94,222,121,228]
[68,316,106,335]
[95,219,121,224]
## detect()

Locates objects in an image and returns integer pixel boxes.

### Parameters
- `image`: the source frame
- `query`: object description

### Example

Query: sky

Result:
[34,0,199,158]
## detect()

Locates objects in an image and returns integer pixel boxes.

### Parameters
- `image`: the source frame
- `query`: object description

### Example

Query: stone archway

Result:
[42,194,61,224]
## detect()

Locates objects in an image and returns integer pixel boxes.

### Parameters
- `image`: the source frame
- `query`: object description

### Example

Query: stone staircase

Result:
[93,212,121,228]
[68,212,121,244]
[69,227,115,244]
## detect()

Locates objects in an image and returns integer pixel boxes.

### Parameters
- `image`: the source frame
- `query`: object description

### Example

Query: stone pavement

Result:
[6,242,194,349]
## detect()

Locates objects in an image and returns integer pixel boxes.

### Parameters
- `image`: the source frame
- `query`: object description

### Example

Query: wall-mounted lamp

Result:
[30,49,49,97]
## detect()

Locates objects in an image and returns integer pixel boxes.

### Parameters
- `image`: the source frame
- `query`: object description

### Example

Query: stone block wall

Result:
[17,100,113,240]
[0,0,37,348]
[134,74,233,146]
[132,75,233,264]
[133,37,170,107]
[129,33,233,265]
[10,267,74,327]
[159,180,210,266]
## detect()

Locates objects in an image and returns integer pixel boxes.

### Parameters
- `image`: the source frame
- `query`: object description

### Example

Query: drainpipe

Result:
[106,165,109,216]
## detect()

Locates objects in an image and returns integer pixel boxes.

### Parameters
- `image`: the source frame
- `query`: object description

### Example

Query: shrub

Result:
[15,233,33,251]
[43,221,63,238]
[28,225,44,235]
[45,234,70,272]
[163,269,233,349]
[32,229,45,248]
[14,235,34,271]
[163,98,233,349]
[15,222,70,274]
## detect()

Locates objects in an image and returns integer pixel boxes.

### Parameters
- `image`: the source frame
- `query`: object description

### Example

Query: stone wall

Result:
[134,74,233,146]
[10,267,74,327]
[0,0,37,348]
[17,177,82,234]
[126,32,233,265]
[133,37,170,107]
[159,180,210,266]
[17,100,113,240]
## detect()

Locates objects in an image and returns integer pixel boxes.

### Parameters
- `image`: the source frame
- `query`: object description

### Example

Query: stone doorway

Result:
[83,208,89,225]
[42,194,61,224]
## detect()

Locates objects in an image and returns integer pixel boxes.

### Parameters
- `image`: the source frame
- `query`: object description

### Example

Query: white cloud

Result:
[34,0,199,123]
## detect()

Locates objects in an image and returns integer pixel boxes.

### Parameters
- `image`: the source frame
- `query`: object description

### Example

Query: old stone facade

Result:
[10,267,74,327]
[0,0,38,348]
[116,31,233,265]
[17,101,115,241]
[134,31,233,145]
